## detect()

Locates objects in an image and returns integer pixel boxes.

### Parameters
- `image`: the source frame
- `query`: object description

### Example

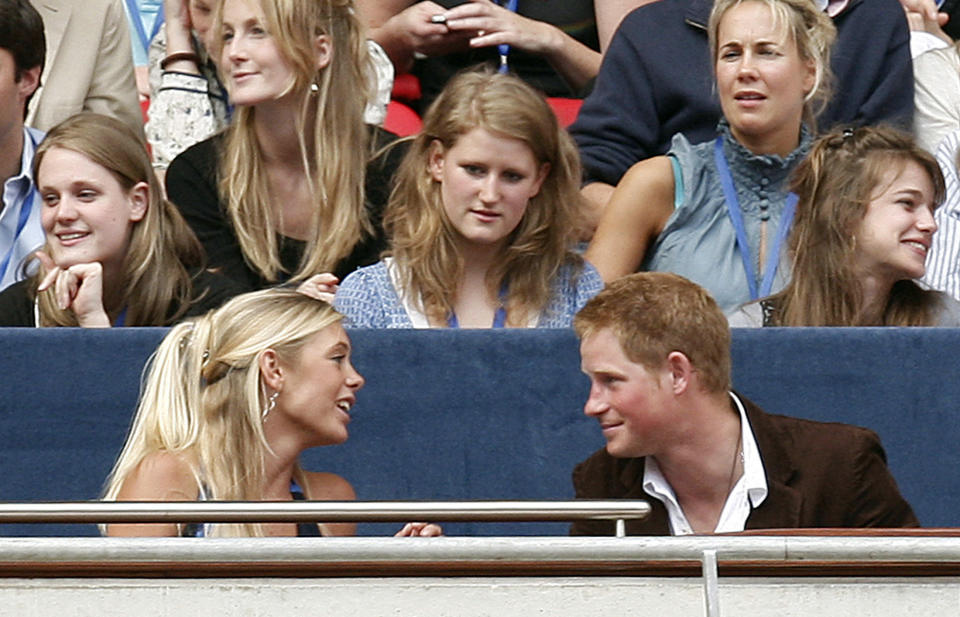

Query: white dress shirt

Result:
[642,392,769,535]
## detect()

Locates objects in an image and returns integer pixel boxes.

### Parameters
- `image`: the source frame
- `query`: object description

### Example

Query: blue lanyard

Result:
[150,6,165,40]
[497,0,519,73]
[447,305,507,328]
[447,283,508,328]
[124,0,164,52]
[713,137,797,300]
[0,190,36,284]
[114,306,128,327]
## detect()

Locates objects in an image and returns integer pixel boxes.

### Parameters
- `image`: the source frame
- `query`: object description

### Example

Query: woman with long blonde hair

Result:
[729,125,960,327]
[164,0,401,295]
[104,288,440,537]
[0,113,238,327]
[335,69,602,328]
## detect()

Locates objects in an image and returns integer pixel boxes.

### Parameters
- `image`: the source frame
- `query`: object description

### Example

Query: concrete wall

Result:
[3,536,960,615]
[3,576,960,617]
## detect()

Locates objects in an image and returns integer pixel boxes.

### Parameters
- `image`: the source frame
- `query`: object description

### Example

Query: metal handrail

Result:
[4,536,960,565]
[0,500,650,525]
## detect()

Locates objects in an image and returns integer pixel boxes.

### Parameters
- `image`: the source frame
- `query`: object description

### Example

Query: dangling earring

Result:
[309,82,319,95]
[263,391,279,420]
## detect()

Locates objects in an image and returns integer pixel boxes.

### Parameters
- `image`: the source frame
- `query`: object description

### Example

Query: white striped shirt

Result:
[923,130,960,300]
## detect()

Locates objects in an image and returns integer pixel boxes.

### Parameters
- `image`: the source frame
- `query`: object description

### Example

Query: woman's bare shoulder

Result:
[107,451,200,537]
[303,471,357,536]
[619,155,675,194]
[585,155,675,281]
[303,471,356,502]
[116,450,199,501]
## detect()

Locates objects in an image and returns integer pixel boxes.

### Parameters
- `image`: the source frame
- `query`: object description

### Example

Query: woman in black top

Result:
[165,0,403,294]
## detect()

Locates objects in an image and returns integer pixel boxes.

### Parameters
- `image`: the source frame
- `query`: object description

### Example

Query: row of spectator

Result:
[2,0,960,330]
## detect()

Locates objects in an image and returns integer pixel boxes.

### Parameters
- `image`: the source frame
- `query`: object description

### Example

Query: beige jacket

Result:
[27,0,143,136]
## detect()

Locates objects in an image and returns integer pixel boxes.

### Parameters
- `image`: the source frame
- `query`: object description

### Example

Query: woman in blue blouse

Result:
[336,70,602,328]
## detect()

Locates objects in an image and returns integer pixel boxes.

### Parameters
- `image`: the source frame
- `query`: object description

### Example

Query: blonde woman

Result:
[104,288,440,537]
[335,70,602,328]
[0,113,238,327]
[147,0,395,171]
[585,0,835,312]
[729,126,960,327]
[165,0,402,293]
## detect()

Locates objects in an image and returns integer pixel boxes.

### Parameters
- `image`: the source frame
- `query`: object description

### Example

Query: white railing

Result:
[0,500,649,534]
[3,534,957,563]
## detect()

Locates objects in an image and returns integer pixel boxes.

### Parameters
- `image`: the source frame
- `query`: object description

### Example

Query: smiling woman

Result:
[219,0,306,107]
[164,0,402,297]
[0,113,240,327]
[584,0,835,312]
[728,125,960,327]
[334,69,603,329]
[38,147,147,290]
[102,288,441,538]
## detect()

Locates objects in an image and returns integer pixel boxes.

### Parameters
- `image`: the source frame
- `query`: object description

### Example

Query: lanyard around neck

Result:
[713,137,797,300]
[123,0,165,52]
[447,282,508,328]
[0,190,35,283]
[496,0,519,73]
[447,305,507,328]
[113,306,129,327]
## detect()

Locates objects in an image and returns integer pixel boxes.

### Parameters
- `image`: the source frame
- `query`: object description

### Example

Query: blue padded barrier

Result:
[0,327,958,536]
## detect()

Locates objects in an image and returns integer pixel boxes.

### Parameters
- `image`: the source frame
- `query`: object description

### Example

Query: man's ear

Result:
[258,349,285,392]
[17,65,41,104]
[665,350,694,395]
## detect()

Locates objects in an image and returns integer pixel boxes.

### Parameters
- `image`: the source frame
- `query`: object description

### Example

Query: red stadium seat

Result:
[546,97,582,128]
[391,73,422,103]
[384,100,423,137]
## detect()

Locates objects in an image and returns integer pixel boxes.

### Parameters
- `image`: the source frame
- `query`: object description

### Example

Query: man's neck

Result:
[0,124,25,188]
[652,391,743,528]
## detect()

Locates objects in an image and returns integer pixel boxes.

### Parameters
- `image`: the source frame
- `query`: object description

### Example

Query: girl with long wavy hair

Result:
[104,288,440,537]
[335,69,602,328]
[164,0,401,296]
[729,125,960,327]
[0,113,238,327]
